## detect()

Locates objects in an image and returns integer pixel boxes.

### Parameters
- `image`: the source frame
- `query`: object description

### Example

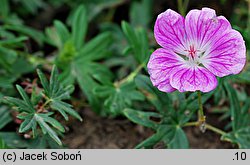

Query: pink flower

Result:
[147,8,246,93]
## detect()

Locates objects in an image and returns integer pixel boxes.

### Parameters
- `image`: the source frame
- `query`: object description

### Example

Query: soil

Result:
[63,108,234,149]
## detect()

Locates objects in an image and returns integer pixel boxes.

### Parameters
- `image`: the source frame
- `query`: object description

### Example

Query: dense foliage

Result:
[0,0,249,149]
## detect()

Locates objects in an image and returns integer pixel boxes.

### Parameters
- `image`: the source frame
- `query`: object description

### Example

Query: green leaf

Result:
[72,5,87,50]
[0,76,15,89]
[45,26,61,47]
[0,46,17,71]
[50,104,68,121]
[0,36,27,46]
[135,124,177,149]
[18,112,65,145]
[58,66,75,86]
[17,112,38,137]
[37,69,49,96]
[37,65,80,120]
[135,125,171,148]
[135,75,173,114]
[121,21,150,64]
[0,0,9,18]
[50,100,82,121]
[73,59,113,114]
[0,106,12,129]
[136,124,189,149]
[19,114,36,133]
[38,66,74,101]
[19,0,44,14]
[77,32,112,61]
[54,20,70,47]
[0,137,8,149]
[235,71,250,84]
[16,85,34,111]
[35,114,62,146]
[0,132,30,148]
[224,81,242,131]
[38,114,65,133]
[4,97,34,113]
[49,65,60,98]
[5,24,44,46]
[129,0,152,28]
[168,127,189,149]
[94,82,145,116]
[123,108,161,130]
[222,127,250,149]
[53,85,74,100]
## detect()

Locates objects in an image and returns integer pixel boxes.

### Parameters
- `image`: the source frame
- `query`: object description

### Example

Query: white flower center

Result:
[184,45,204,67]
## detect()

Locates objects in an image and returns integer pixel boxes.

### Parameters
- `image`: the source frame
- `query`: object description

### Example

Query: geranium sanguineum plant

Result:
[147,8,246,131]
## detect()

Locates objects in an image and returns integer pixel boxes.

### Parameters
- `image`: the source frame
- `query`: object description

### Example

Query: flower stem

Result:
[197,91,206,132]
[206,124,226,135]
[183,122,226,136]
[177,0,189,16]
[115,63,144,87]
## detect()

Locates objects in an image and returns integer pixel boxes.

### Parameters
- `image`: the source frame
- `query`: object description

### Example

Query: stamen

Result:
[184,45,198,60]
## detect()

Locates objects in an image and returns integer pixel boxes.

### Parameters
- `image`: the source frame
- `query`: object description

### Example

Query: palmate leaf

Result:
[45,5,113,114]
[135,125,189,149]
[0,132,62,149]
[94,82,145,116]
[18,113,37,135]
[18,112,65,146]
[3,65,74,146]
[123,108,160,130]
[16,85,34,110]
[4,86,35,113]
[135,125,169,149]
[53,85,74,100]
[65,32,113,113]
[121,21,150,64]
[167,127,189,149]
[123,106,189,149]
[35,114,61,146]
[74,63,104,113]
[37,65,81,121]
[222,126,250,149]
[134,75,173,114]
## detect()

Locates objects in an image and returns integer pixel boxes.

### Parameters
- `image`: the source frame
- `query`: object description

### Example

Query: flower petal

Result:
[201,29,246,77]
[147,48,185,92]
[185,8,232,49]
[170,66,218,92]
[154,9,187,54]
[185,7,246,77]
